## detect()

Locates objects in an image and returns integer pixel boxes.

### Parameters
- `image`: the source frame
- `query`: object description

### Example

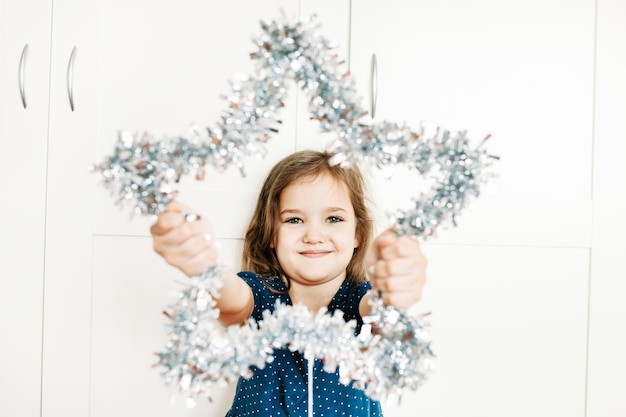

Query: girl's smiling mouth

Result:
[299,250,332,258]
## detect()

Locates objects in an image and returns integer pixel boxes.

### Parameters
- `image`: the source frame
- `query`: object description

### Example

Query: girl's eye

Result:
[326,216,343,223]
[285,217,303,224]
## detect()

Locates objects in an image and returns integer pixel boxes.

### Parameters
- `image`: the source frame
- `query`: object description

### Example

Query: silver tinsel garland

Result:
[92,12,497,406]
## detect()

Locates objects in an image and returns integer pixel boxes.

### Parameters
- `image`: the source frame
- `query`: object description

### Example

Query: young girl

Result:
[150,150,427,416]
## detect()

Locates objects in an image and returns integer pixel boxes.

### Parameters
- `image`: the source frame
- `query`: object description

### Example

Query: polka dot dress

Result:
[225,272,383,417]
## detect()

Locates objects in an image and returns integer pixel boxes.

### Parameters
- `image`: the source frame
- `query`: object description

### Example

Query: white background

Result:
[1,0,625,416]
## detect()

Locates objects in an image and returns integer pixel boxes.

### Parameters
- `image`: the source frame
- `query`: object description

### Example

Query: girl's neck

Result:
[287,277,344,313]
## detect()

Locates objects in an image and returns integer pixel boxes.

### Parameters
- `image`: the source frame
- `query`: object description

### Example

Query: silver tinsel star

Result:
[93,11,497,405]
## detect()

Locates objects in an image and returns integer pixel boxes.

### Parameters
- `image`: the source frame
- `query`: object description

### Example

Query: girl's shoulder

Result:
[237,271,286,292]
[237,271,289,319]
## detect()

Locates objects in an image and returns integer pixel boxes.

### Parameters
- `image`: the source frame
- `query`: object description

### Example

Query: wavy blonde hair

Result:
[242,150,374,290]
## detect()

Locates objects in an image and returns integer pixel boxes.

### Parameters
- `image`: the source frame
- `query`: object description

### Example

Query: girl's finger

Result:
[379,235,421,260]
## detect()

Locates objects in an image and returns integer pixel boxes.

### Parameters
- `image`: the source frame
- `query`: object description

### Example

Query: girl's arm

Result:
[150,201,254,326]
[359,229,427,318]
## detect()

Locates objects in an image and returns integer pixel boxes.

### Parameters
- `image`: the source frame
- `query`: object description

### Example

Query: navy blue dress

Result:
[225,271,383,417]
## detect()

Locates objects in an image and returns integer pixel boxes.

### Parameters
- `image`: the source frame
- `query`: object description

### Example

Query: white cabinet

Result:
[1,0,101,415]
[0,1,100,416]
[0,1,52,416]
[350,1,595,416]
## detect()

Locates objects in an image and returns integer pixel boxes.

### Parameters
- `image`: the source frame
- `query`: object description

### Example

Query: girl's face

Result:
[272,173,359,289]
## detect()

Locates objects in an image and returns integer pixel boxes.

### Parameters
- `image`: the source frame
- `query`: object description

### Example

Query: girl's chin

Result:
[290,273,345,285]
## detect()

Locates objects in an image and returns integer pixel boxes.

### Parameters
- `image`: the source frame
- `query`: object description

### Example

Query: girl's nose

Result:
[303,222,325,243]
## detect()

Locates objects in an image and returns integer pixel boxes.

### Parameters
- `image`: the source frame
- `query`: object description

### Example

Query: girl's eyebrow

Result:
[279,209,301,216]
[279,207,349,215]
[327,207,349,213]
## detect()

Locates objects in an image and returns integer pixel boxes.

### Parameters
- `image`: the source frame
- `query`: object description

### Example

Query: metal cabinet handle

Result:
[18,44,29,109]
[67,46,77,111]
[369,53,378,119]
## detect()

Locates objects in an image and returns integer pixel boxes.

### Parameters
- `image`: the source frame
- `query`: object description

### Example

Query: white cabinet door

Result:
[350,1,594,416]
[384,244,588,417]
[91,235,244,416]
[352,0,595,248]
[397,0,593,249]
[93,0,300,239]
[38,1,101,416]
[0,1,52,416]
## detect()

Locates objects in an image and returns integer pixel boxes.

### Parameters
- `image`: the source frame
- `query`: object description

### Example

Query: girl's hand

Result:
[150,200,219,277]
[367,229,427,310]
